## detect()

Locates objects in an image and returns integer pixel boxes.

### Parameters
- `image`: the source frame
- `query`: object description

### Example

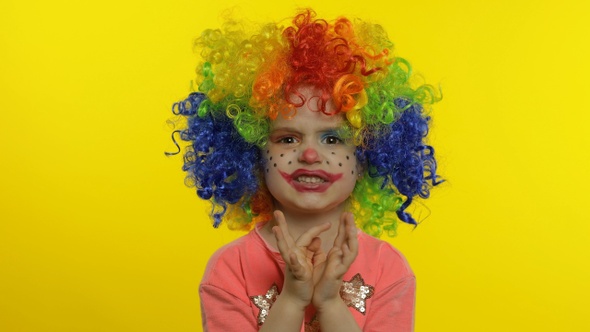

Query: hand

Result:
[312,212,358,310]
[272,210,332,308]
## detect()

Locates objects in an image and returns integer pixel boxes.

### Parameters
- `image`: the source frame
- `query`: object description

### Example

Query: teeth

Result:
[296,176,325,184]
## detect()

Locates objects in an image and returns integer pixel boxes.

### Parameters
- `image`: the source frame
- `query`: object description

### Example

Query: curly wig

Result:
[168,9,442,237]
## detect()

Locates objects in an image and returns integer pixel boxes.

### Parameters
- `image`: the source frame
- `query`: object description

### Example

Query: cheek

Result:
[263,148,299,174]
[327,151,358,177]
[329,151,359,199]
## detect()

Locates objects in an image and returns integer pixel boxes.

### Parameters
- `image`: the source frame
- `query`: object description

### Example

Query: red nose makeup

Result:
[301,148,319,163]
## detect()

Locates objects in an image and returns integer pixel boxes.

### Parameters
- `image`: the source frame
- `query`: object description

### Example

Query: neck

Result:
[263,203,348,254]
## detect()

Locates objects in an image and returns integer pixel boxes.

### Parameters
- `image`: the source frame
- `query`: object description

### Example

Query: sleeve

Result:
[362,275,416,331]
[200,283,258,332]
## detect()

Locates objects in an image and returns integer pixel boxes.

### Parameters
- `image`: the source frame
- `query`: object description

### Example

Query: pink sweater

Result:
[200,224,416,331]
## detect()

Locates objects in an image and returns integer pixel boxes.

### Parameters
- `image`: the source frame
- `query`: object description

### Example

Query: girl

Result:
[169,9,441,331]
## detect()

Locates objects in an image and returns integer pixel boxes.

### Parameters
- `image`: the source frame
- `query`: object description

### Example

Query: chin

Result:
[274,195,350,215]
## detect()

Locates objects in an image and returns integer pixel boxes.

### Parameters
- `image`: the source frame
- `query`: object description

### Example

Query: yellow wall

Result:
[1,0,589,331]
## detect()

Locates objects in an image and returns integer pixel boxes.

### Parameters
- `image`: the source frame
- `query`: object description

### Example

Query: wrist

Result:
[314,296,346,314]
[277,290,311,311]
[315,299,362,332]
[260,294,307,332]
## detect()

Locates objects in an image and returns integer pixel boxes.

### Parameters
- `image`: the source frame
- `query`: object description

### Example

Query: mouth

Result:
[279,169,343,192]
[295,175,326,184]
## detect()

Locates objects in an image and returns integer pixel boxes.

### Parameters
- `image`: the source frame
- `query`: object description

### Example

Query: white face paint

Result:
[262,86,360,215]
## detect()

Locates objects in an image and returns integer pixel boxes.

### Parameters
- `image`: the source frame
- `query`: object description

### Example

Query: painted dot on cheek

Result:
[288,161,292,165]
[326,161,330,165]
[346,155,350,160]
[274,163,277,167]
[331,152,335,155]
[339,163,342,167]
[270,156,273,160]
[280,154,284,157]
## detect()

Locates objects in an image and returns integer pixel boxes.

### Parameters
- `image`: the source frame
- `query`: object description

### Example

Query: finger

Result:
[341,242,354,267]
[309,237,328,267]
[274,210,297,248]
[295,222,332,248]
[328,246,343,259]
[288,252,306,278]
[333,212,348,248]
[326,247,344,269]
[307,237,322,253]
[305,237,322,262]
[345,213,358,254]
[342,215,359,266]
[313,249,327,267]
[272,226,292,261]
[326,247,351,280]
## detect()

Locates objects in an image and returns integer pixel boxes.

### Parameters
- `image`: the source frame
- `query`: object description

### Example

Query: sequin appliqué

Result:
[249,283,279,325]
[304,315,320,332]
[252,274,375,327]
[340,273,375,314]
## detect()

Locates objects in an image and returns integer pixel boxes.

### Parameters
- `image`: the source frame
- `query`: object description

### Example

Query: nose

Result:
[299,147,321,164]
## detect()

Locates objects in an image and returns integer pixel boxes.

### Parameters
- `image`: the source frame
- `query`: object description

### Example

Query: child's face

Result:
[262,86,360,216]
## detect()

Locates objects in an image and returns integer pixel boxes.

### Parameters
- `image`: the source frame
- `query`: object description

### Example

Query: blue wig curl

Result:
[363,97,443,226]
[168,10,443,236]
[171,92,262,227]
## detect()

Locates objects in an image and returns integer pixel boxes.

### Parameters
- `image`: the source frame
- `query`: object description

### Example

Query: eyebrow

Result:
[270,126,343,133]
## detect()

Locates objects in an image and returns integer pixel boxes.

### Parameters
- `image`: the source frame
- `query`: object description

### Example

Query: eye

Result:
[322,135,343,145]
[278,136,299,144]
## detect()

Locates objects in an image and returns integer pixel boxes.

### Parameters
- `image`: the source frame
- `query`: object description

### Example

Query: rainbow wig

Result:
[168,9,442,237]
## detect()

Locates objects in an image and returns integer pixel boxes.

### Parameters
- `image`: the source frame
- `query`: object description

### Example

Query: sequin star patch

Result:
[340,273,375,314]
[304,314,320,332]
[250,283,279,325]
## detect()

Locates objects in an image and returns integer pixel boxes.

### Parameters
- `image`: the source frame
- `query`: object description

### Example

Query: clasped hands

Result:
[271,210,359,311]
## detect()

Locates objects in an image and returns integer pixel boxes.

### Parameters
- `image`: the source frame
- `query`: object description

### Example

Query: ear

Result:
[354,148,366,181]
[355,160,365,181]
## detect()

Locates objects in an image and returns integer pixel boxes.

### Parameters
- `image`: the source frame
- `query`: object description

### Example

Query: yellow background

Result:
[1,0,589,331]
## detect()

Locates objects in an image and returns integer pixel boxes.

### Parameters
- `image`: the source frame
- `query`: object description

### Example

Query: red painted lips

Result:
[279,169,343,193]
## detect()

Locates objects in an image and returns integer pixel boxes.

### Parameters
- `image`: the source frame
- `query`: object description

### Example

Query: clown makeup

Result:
[262,86,360,216]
